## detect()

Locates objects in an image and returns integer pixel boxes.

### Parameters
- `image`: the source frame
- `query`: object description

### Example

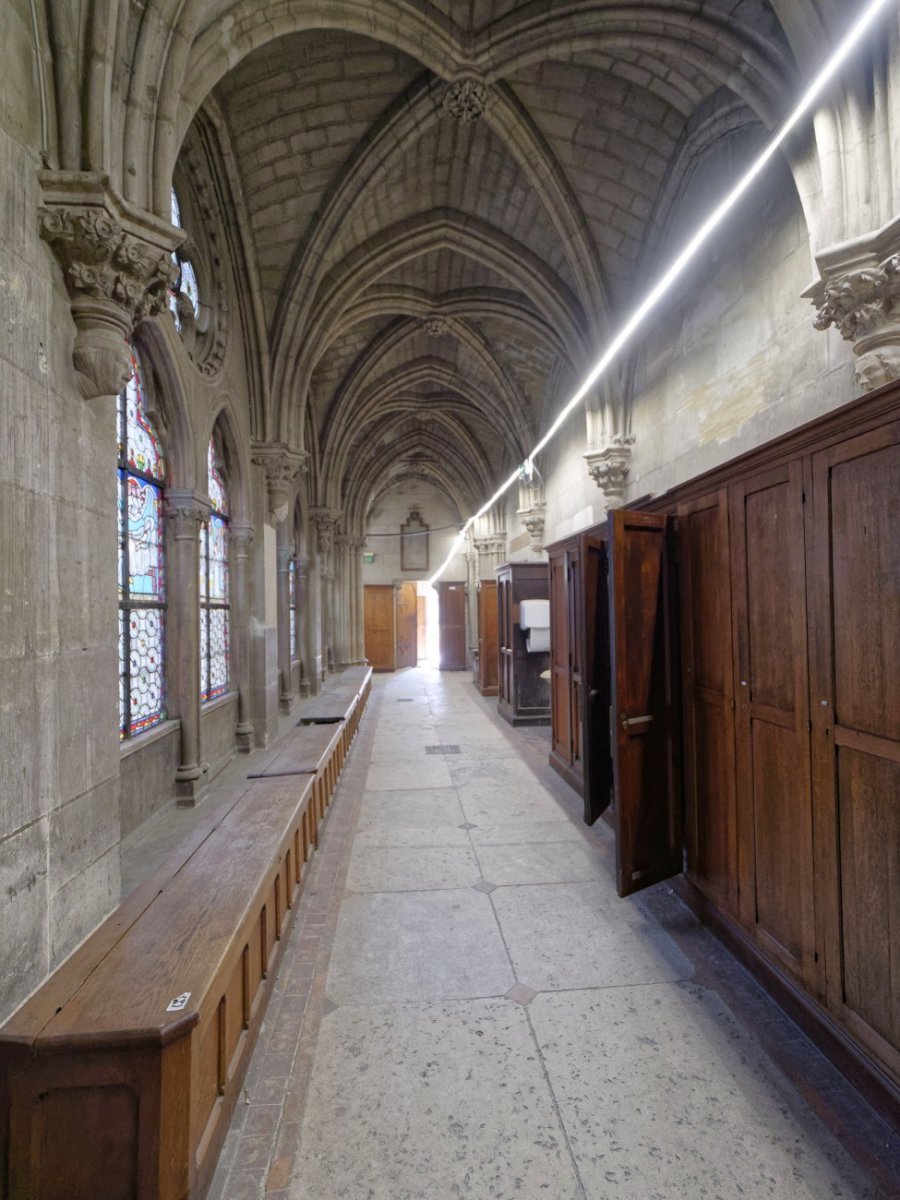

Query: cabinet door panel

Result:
[731,464,815,983]
[582,533,611,825]
[609,511,682,896]
[549,552,571,765]
[677,491,736,913]
[810,423,900,1078]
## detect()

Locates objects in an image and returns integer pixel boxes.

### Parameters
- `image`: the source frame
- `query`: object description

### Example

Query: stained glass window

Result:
[200,434,230,702]
[118,350,166,739]
[289,558,298,660]
[169,188,201,333]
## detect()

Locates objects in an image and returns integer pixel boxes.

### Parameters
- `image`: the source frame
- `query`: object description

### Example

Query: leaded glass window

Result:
[118,351,166,739]
[200,435,229,702]
[289,558,298,660]
[169,188,201,333]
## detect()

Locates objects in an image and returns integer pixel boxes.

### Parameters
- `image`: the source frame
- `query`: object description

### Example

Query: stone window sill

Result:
[120,718,181,759]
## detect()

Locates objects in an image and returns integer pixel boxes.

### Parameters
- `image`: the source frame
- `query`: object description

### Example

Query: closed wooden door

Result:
[498,577,513,703]
[549,551,572,767]
[437,581,466,670]
[677,490,738,915]
[477,581,498,692]
[609,510,682,897]
[809,422,900,1074]
[395,582,417,669]
[730,463,816,984]
[364,585,395,671]
[581,533,611,826]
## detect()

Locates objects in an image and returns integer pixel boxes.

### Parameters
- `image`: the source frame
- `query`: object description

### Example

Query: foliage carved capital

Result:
[584,435,635,508]
[251,443,308,523]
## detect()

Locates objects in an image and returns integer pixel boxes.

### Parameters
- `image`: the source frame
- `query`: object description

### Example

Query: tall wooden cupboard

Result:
[546,527,612,824]
[601,383,899,1118]
[496,562,550,725]
[474,580,499,695]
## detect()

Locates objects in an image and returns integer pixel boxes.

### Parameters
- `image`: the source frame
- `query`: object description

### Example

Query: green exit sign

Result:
[362,552,375,564]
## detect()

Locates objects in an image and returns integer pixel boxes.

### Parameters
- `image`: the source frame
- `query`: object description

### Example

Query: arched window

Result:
[200,435,229,702]
[169,188,201,334]
[118,351,166,739]
[289,558,298,660]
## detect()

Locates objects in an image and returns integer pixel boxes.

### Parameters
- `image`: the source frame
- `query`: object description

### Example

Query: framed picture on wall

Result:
[400,509,429,573]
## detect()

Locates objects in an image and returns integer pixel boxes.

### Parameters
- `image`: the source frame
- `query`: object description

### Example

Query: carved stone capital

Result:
[517,505,546,554]
[443,77,492,124]
[421,315,449,336]
[251,442,308,523]
[165,489,211,539]
[39,172,181,399]
[229,523,254,557]
[310,507,342,559]
[806,216,900,392]
[584,436,635,508]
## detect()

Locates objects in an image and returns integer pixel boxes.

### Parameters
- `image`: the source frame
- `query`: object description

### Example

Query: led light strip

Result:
[427,0,894,586]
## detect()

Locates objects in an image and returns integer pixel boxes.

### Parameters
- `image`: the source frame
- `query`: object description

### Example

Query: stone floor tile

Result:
[492,880,692,990]
[355,788,465,834]
[364,759,454,791]
[529,984,879,1199]
[346,843,482,892]
[289,1001,582,1200]
[475,839,606,886]
[325,889,514,1004]
[456,783,570,825]
[468,819,586,845]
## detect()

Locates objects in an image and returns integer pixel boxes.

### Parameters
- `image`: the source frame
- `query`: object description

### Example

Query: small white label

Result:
[166,991,191,1013]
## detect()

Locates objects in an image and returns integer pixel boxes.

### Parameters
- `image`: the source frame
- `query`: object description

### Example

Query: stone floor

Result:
[133,667,899,1200]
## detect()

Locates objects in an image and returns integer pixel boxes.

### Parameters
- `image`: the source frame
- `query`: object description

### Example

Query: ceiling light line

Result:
[426,0,894,588]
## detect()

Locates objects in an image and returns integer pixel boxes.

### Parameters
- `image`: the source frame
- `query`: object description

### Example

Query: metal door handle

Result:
[621,714,654,729]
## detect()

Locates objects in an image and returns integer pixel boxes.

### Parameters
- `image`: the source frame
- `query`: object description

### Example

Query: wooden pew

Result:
[0,668,372,1200]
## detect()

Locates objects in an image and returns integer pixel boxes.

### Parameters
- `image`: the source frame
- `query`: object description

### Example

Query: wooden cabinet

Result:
[546,527,611,824]
[475,580,499,695]
[610,385,900,1109]
[436,580,467,670]
[496,562,550,725]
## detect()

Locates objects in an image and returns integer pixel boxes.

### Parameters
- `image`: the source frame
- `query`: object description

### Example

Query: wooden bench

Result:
[0,669,372,1200]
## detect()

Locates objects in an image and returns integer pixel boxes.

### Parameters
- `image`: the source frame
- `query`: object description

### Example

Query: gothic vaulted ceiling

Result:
[161,0,812,524]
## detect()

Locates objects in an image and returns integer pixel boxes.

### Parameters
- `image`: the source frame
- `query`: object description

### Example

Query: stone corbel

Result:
[38,171,182,400]
[805,215,900,392]
[310,506,342,578]
[251,443,308,524]
[584,435,635,509]
[517,506,546,554]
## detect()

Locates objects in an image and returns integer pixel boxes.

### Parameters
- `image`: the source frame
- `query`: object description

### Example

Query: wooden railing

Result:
[0,667,372,1200]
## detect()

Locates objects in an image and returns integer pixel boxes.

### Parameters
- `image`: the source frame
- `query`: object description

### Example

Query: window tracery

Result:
[200,434,230,702]
[169,188,201,334]
[118,350,167,739]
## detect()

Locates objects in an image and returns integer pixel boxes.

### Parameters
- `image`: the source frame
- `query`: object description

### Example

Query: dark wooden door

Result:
[549,549,572,768]
[395,581,417,669]
[498,576,512,703]
[437,581,467,670]
[730,463,816,985]
[364,585,395,671]
[677,490,738,915]
[809,423,900,1074]
[477,581,498,693]
[581,532,612,825]
[609,510,682,896]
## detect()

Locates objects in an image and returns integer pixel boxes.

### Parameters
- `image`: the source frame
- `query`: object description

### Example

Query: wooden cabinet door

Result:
[582,533,612,826]
[498,578,512,703]
[677,491,737,915]
[609,510,682,896]
[809,423,900,1076]
[549,551,571,766]
[730,463,816,985]
[395,582,417,669]
[437,581,467,670]
[477,581,498,692]
[364,585,395,671]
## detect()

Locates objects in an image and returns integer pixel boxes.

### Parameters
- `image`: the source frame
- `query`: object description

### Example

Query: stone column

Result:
[229,523,255,751]
[311,508,341,675]
[165,490,211,803]
[584,434,635,510]
[349,536,367,663]
[251,445,307,712]
[38,172,179,401]
[334,534,350,667]
[806,217,900,391]
[296,553,311,697]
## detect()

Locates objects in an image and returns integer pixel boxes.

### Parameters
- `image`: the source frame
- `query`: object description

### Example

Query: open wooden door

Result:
[582,531,612,826]
[436,581,467,669]
[395,581,417,669]
[609,510,682,896]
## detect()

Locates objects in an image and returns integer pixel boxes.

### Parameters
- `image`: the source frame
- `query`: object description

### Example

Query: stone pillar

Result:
[584,435,635,510]
[347,536,367,663]
[165,490,211,803]
[38,172,179,401]
[229,524,255,751]
[474,533,507,579]
[334,534,350,667]
[296,553,311,697]
[251,445,307,712]
[311,507,341,675]
[806,217,900,391]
